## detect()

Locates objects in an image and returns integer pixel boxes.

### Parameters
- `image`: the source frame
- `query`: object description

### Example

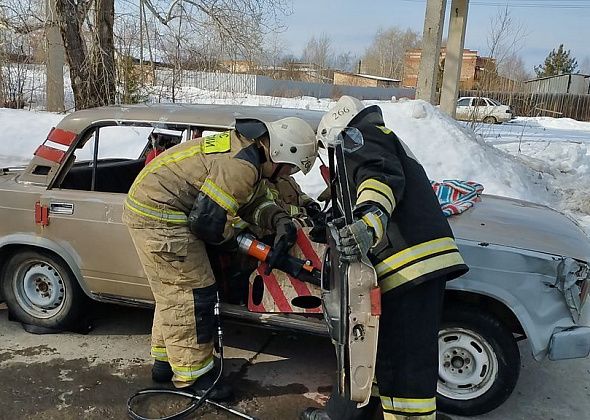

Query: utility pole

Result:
[440,0,469,117]
[46,0,65,112]
[139,0,144,83]
[416,0,447,104]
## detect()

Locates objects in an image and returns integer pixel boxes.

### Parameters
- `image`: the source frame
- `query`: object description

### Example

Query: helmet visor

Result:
[320,127,364,153]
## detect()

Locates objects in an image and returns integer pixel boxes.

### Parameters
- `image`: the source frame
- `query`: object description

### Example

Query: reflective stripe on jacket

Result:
[345,106,469,294]
[123,130,260,242]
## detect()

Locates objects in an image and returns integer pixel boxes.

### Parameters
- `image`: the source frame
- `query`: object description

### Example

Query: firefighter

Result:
[145,130,182,165]
[122,117,317,400]
[300,96,469,420]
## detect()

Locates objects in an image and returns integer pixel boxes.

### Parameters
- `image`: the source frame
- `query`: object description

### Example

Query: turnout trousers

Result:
[126,218,217,388]
[326,277,446,420]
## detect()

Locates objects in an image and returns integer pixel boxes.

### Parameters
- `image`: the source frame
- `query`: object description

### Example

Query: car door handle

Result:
[49,202,74,215]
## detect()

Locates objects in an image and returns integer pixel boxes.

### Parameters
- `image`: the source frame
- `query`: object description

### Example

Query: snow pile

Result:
[0,109,63,167]
[533,117,590,132]
[1,95,589,232]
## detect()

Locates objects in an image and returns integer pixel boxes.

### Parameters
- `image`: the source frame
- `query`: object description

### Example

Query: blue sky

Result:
[278,0,590,74]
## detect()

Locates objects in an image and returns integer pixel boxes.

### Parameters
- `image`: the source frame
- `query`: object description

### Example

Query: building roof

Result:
[525,73,590,83]
[334,71,400,83]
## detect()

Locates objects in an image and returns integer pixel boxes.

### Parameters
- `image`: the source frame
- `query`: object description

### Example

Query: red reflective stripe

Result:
[370,287,381,316]
[296,229,321,269]
[288,275,321,313]
[47,127,77,146]
[258,264,291,312]
[34,145,65,163]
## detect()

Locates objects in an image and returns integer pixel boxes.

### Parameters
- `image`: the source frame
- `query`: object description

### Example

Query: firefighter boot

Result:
[151,360,173,383]
[189,368,234,402]
[299,408,331,420]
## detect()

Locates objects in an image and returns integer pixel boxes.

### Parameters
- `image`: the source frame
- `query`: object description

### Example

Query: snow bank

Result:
[1,96,589,233]
[0,108,62,167]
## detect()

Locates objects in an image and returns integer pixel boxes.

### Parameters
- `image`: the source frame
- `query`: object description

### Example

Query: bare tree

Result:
[302,33,333,82]
[0,0,45,35]
[361,27,420,80]
[54,0,116,109]
[481,6,528,91]
[334,51,356,73]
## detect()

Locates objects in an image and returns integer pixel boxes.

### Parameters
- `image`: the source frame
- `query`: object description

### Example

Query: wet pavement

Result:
[1,302,588,420]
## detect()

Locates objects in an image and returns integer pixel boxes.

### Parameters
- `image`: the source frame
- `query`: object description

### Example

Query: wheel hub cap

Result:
[438,327,499,400]
[17,262,65,317]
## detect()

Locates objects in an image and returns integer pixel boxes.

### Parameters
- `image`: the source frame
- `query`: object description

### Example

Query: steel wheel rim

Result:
[13,259,66,318]
[438,327,498,400]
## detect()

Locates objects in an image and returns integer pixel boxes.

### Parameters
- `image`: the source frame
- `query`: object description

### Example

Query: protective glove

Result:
[337,206,388,262]
[265,215,298,275]
[304,201,322,219]
[337,219,375,262]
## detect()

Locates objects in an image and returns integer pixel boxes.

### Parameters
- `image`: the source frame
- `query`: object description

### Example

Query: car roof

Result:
[55,103,324,134]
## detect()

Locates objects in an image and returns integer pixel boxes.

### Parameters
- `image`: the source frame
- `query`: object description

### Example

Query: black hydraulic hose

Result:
[126,294,256,420]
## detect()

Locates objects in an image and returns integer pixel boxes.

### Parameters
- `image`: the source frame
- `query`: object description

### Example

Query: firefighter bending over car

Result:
[122,117,317,400]
[300,96,469,420]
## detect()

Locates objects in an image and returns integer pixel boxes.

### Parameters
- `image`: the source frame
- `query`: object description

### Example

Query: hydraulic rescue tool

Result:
[237,233,321,286]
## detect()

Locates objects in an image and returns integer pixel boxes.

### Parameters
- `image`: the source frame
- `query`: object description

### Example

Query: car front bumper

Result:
[548,326,590,360]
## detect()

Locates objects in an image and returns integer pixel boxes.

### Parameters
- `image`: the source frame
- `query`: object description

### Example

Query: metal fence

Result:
[459,90,590,121]
[3,64,414,110]
[154,69,257,95]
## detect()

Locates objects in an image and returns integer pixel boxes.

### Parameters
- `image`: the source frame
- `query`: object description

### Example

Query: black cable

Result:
[126,293,250,420]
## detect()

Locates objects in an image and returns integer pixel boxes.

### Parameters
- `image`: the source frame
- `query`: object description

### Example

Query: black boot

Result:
[436,414,454,420]
[300,407,331,420]
[188,368,234,402]
[151,360,173,383]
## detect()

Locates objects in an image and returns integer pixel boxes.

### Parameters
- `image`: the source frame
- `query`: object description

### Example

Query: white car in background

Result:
[456,96,513,124]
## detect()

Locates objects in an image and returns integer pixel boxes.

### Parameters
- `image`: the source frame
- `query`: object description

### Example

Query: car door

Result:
[455,98,472,120]
[473,97,489,121]
[322,139,379,407]
[40,125,158,301]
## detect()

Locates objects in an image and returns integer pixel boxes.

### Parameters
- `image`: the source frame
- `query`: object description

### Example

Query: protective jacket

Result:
[124,130,277,243]
[344,106,469,295]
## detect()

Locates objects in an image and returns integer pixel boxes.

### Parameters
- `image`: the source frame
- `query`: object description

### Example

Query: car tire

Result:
[1,249,84,330]
[483,116,497,124]
[437,304,520,416]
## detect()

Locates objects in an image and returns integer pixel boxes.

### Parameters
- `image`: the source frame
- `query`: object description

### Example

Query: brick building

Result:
[402,48,495,90]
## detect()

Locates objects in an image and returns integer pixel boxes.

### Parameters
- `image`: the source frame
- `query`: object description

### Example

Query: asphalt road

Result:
[0,302,588,420]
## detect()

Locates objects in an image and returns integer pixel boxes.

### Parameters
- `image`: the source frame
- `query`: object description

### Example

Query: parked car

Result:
[456,96,513,123]
[0,104,589,416]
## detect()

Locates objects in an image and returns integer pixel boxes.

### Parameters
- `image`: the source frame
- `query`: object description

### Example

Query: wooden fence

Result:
[459,90,590,121]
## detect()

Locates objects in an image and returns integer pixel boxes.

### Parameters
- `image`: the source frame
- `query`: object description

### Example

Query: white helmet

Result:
[267,117,317,174]
[235,117,317,174]
[317,95,365,147]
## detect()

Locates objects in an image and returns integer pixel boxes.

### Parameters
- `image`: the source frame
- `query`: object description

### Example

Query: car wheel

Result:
[483,116,497,124]
[1,249,84,330]
[437,304,520,416]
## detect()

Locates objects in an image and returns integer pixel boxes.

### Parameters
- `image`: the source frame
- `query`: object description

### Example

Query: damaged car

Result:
[0,104,588,416]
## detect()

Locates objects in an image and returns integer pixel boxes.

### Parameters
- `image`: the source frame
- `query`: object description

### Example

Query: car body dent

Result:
[2,104,590,364]
[453,239,590,360]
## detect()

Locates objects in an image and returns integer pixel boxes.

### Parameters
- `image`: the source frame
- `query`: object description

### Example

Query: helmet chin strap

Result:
[269,163,285,183]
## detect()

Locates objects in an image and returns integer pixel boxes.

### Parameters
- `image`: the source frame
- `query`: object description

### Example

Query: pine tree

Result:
[534,44,578,77]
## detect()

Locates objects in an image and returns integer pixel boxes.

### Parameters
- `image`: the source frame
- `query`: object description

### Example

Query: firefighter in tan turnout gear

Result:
[122,116,317,400]
[301,96,469,420]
